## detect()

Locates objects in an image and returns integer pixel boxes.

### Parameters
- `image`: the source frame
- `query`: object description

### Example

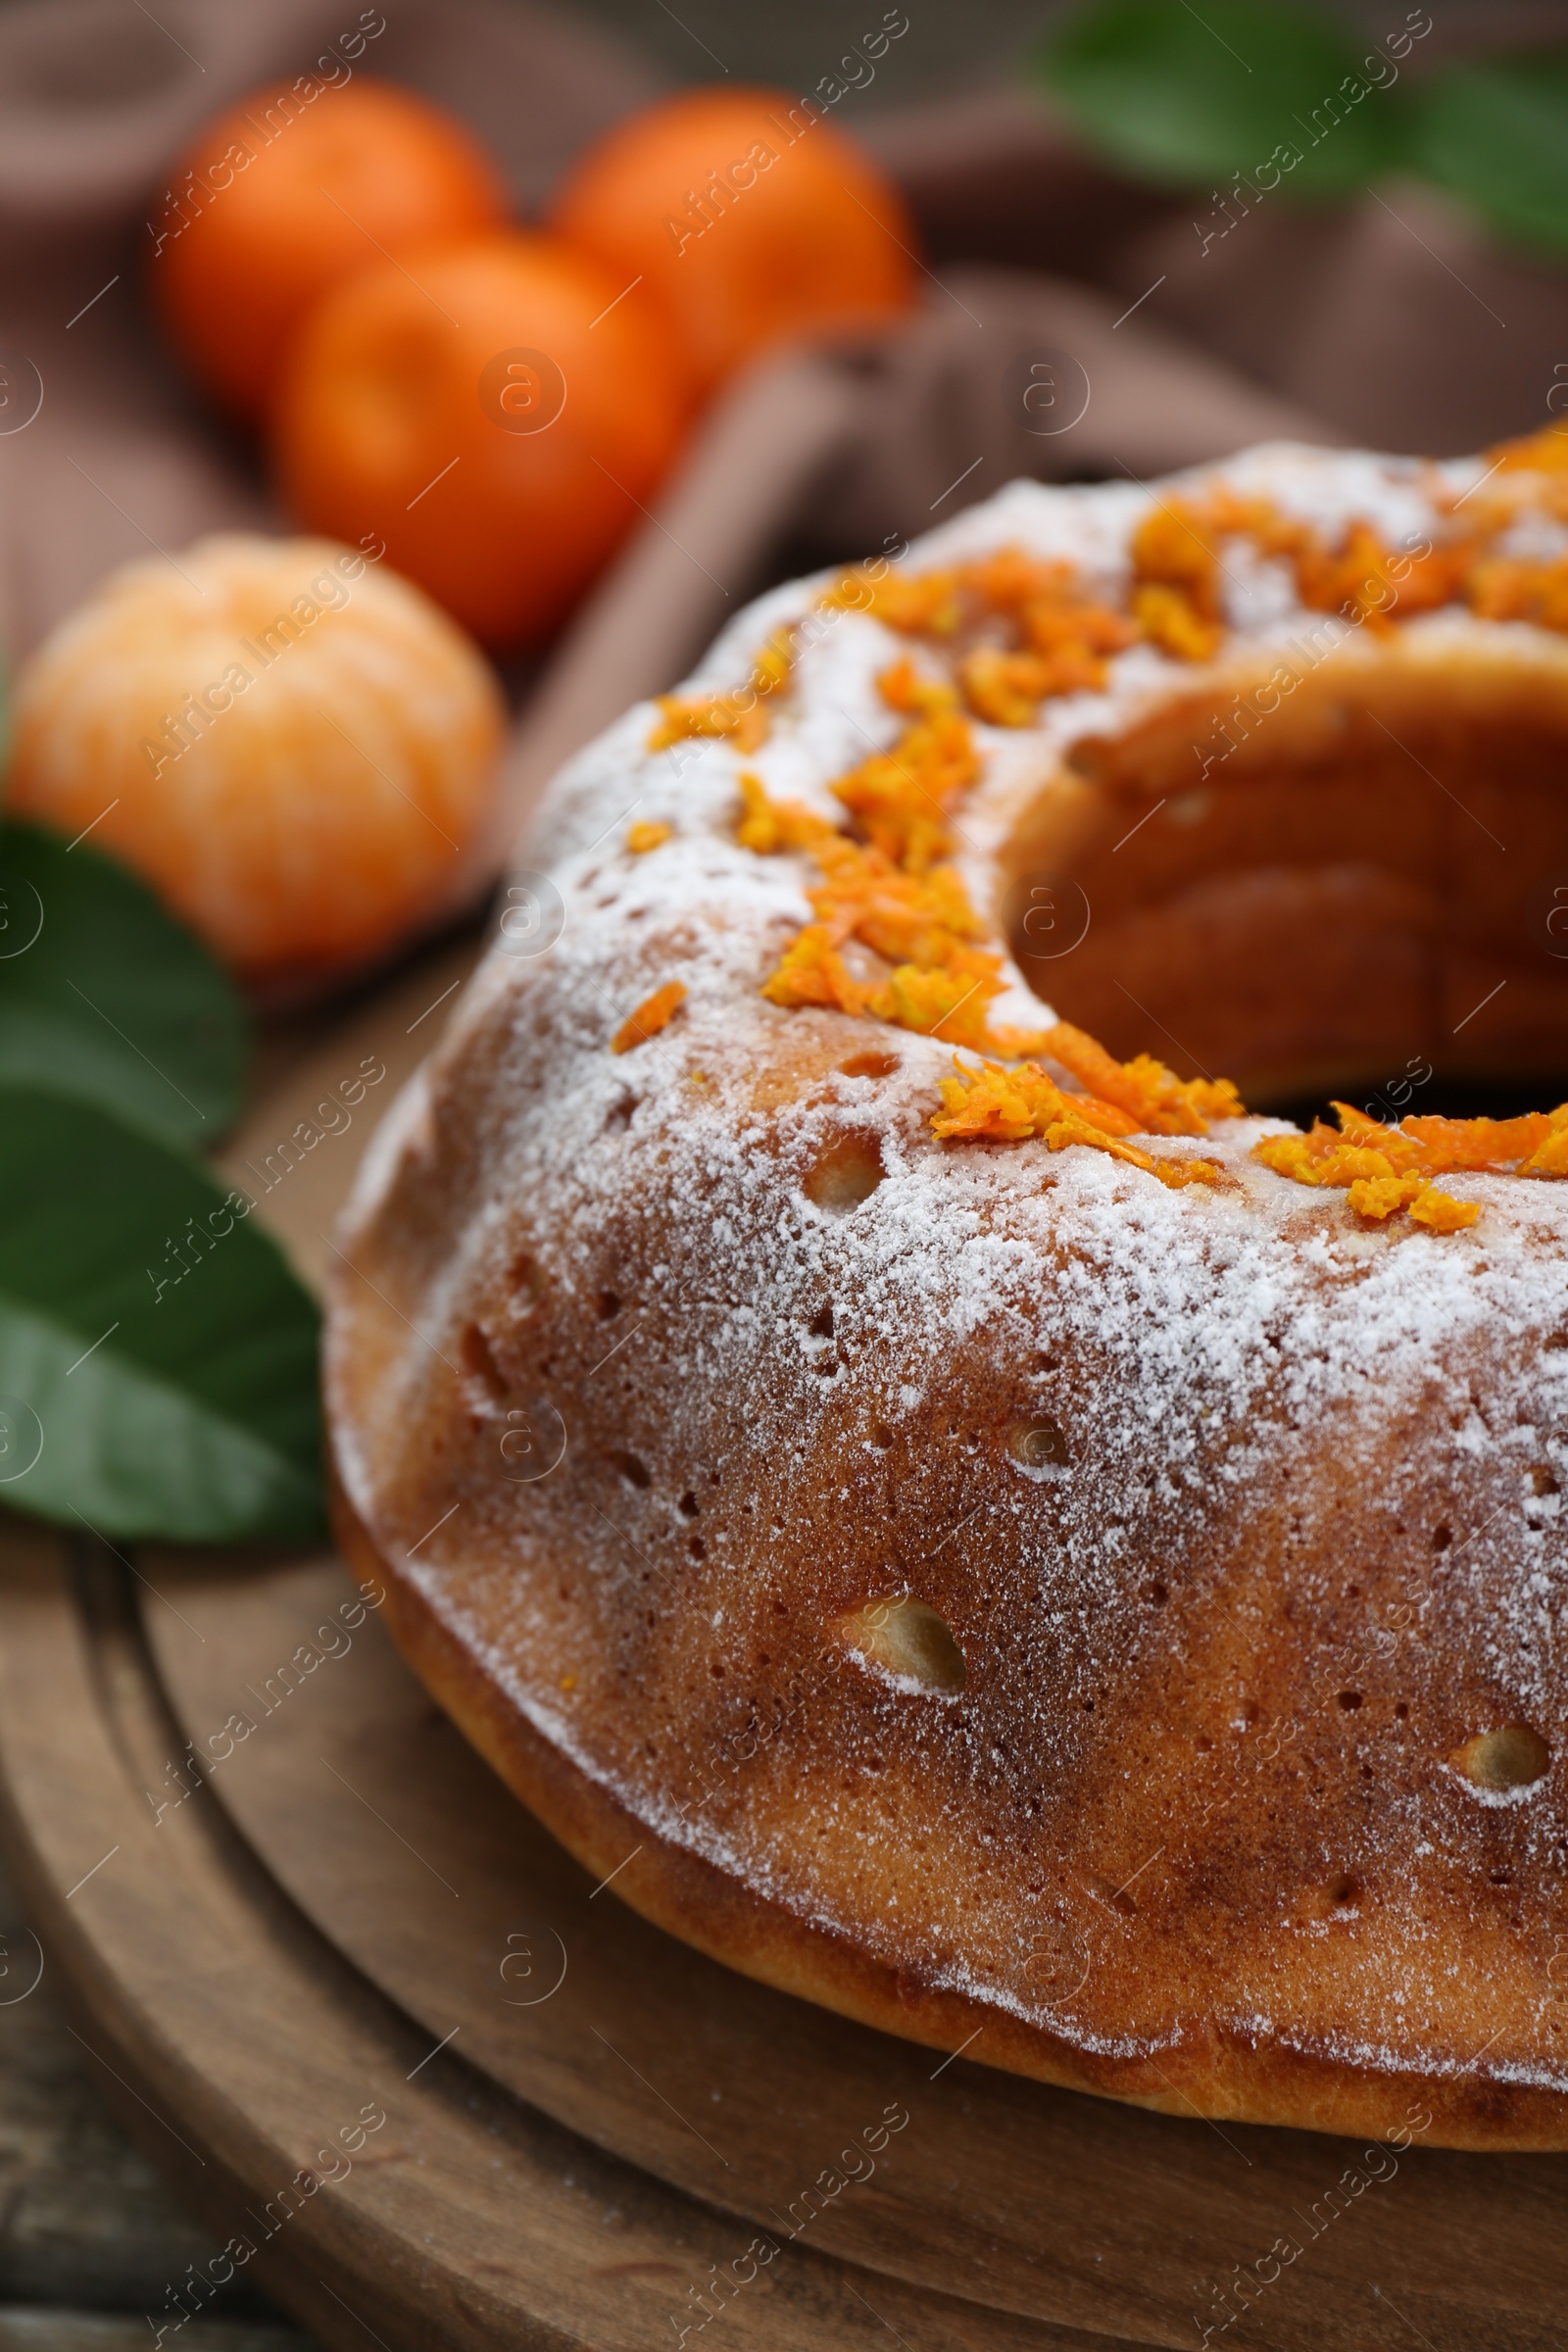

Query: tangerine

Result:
[7,534,504,994]
[151,75,509,422]
[549,85,918,396]
[271,230,692,645]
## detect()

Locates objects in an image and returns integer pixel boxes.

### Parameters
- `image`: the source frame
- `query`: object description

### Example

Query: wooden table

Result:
[0,1852,315,2346]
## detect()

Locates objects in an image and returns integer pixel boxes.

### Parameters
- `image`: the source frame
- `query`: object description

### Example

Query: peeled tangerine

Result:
[7,534,504,993]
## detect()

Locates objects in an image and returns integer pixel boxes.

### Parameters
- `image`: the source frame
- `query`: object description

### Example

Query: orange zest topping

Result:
[1242,1099,1568,1230]
[625,819,671,854]
[1468,555,1568,634]
[830,660,980,870]
[1131,580,1223,662]
[611,979,686,1054]
[684,477,1568,1219]
[746,680,1049,1061]
[651,456,1568,767]
[1407,1188,1484,1233]
[1128,498,1233,660]
[932,1059,1228,1189]
[734,769,834,856]
[1296,520,1473,629]
[1486,426,1568,476]
[647,630,794,754]
[866,560,1138,721]
[760,909,1042,1060]
[955,648,1054,728]
[1241,1096,1568,1231]
[820,561,962,635]
[1041,1021,1246,1136]
[739,670,1248,1188]
[931,1057,1136,1142]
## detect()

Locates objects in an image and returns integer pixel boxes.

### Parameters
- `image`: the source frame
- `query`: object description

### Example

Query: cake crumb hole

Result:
[460,1322,510,1408]
[1008,1418,1068,1474]
[1452,1723,1550,1791]
[840,1594,966,1694]
[805,1136,885,1212]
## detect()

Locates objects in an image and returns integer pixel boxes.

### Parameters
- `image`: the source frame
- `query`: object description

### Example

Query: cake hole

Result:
[804,1135,885,1213]
[1144,1578,1168,1607]
[1547,1334,1568,1351]
[678,1490,700,1518]
[1432,1524,1452,1553]
[1451,1723,1550,1791]
[1395,1702,1409,1720]
[839,1050,900,1079]
[1004,663,1568,1108]
[1007,1418,1069,1477]
[608,1450,651,1490]
[459,1322,510,1408]
[604,1096,636,1133]
[688,1534,707,1559]
[597,1291,622,1322]
[839,1594,967,1694]
[1338,1690,1363,1711]
[1532,1465,1560,1495]
[1300,1871,1363,1921]
[807,1303,835,1340]
[869,1421,893,1449]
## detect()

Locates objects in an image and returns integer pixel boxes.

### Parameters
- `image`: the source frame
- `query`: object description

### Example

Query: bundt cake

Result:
[326,434,1568,2150]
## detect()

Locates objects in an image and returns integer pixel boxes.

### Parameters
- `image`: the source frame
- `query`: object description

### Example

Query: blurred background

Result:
[551,0,1565,102]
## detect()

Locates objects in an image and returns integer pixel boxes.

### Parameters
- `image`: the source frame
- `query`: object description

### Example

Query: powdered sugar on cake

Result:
[329,446,1568,2128]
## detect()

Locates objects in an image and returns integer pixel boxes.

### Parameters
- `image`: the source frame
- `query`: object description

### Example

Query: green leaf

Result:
[1035,0,1408,198]
[0,1086,322,1542]
[1413,57,1568,256]
[0,821,248,1149]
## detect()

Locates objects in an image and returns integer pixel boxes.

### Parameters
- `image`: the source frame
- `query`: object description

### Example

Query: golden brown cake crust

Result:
[333,1479,1567,2151]
[326,446,1568,2151]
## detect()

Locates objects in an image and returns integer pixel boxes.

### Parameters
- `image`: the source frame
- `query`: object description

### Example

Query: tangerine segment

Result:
[549,85,917,397]
[7,534,504,991]
[151,75,509,423]
[272,230,693,646]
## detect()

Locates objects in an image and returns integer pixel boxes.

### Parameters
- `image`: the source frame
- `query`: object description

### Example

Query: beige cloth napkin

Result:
[0,0,1561,894]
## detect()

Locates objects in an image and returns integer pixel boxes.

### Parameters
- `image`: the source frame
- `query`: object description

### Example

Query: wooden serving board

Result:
[1,948,1566,2352]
